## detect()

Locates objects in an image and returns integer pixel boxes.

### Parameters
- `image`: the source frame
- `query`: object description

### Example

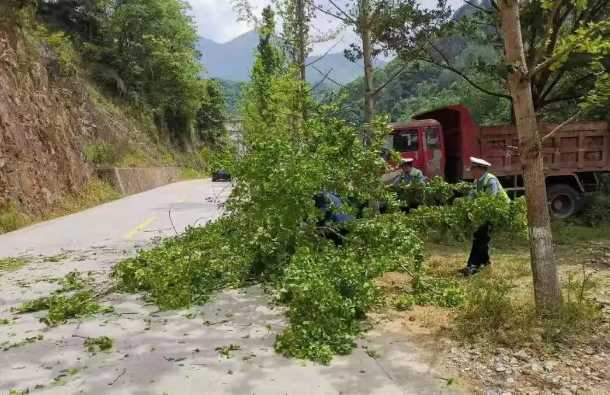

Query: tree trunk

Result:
[499,0,562,311]
[296,0,307,82]
[360,0,375,142]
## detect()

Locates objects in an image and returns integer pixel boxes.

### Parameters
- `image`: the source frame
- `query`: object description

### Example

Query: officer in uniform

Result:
[397,158,426,185]
[461,157,510,276]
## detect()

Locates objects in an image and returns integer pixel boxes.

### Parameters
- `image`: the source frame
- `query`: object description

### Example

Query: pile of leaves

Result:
[15,272,112,326]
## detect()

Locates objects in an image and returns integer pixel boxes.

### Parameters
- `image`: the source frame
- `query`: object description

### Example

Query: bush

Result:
[43,30,80,77]
[0,203,31,234]
[83,143,117,167]
[582,192,610,227]
[456,275,516,338]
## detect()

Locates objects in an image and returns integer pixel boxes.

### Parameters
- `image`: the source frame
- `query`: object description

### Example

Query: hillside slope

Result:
[0,18,173,217]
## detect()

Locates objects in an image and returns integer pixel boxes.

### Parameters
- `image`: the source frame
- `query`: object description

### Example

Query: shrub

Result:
[582,192,610,227]
[83,143,117,166]
[456,275,516,338]
[0,203,31,234]
[43,29,79,77]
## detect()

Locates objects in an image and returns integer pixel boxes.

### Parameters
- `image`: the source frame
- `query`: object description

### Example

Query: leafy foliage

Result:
[16,290,112,326]
[21,0,226,140]
[84,336,113,352]
[112,6,528,364]
[582,192,610,227]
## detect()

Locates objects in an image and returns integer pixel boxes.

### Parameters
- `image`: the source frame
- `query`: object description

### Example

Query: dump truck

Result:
[386,104,610,218]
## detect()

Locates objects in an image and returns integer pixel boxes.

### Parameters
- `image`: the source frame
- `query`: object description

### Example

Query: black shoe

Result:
[460,266,480,277]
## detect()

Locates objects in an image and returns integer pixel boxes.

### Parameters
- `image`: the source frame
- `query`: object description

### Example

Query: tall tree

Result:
[278,0,313,82]
[498,0,561,310]
[244,6,285,128]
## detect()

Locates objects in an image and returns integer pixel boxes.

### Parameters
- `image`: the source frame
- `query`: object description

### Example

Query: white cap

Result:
[470,157,492,168]
[401,158,415,164]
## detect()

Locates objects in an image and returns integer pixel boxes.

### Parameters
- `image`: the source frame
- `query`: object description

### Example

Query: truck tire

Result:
[547,184,584,219]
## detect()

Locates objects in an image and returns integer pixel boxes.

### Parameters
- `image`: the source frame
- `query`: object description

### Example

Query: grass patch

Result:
[84,336,113,352]
[49,178,120,217]
[0,257,29,274]
[0,178,120,235]
[0,203,31,234]
[454,267,604,346]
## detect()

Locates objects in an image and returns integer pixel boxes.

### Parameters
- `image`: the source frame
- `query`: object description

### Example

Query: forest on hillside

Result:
[7,0,226,146]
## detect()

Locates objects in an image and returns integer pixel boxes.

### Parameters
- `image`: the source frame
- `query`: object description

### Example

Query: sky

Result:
[187,0,465,44]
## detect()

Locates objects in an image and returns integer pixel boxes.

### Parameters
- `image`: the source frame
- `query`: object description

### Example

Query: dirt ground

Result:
[375,223,610,395]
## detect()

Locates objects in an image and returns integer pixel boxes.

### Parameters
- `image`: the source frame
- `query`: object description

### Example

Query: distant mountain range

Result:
[197,31,384,85]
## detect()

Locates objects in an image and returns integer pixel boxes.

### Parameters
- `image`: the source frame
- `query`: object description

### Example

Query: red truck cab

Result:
[387,119,446,179]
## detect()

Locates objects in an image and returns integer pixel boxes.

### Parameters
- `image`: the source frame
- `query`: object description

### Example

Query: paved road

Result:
[0,180,458,395]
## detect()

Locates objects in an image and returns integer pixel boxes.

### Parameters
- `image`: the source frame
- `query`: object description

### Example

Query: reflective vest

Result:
[402,168,424,183]
[476,173,510,202]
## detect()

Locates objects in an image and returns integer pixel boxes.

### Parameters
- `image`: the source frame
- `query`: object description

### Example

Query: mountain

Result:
[197,31,384,85]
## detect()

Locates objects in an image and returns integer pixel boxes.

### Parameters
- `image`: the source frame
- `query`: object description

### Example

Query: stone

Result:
[543,361,558,372]
[514,349,530,362]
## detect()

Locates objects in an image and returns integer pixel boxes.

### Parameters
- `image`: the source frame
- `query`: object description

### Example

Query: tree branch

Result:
[310,2,351,23]
[373,65,409,97]
[420,57,512,100]
[327,0,355,23]
[541,110,582,142]
[464,0,492,14]
[309,67,334,92]
[541,94,583,106]
[305,39,342,67]
[311,64,346,88]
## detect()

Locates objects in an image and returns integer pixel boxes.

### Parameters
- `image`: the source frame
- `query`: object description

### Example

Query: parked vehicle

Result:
[212,170,231,182]
[386,104,610,218]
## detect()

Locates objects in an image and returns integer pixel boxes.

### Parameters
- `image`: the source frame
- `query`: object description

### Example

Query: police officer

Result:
[398,158,426,185]
[461,157,510,276]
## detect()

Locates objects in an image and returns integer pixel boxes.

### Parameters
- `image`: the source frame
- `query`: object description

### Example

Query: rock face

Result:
[0,27,94,214]
[0,23,165,215]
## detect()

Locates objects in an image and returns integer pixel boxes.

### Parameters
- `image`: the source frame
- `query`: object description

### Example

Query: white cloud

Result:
[187,0,464,44]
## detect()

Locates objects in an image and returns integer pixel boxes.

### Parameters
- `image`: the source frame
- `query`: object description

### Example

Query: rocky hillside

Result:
[0,19,170,216]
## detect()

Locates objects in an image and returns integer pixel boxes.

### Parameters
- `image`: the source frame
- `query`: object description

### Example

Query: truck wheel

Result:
[547,184,584,219]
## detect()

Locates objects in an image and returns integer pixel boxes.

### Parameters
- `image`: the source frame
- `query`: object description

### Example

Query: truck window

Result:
[425,127,440,149]
[394,130,419,152]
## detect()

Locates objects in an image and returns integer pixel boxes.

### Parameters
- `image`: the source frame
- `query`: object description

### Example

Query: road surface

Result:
[0,179,458,395]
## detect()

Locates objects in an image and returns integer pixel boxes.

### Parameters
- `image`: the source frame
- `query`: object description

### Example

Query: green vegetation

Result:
[84,336,113,352]
[113,8,527,364]
[84,143,117,167]
[1,334,44,352]
[0,168,121,237]
[215,344,240,358]
[16,290,112,327]
[0,204,31,234]
[0,257,30,274]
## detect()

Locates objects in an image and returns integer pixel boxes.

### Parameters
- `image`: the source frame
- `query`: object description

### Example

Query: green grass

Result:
[0,204,31,234]
[0,257,30,275]
[0,178,120,236]
[412,223,610,348]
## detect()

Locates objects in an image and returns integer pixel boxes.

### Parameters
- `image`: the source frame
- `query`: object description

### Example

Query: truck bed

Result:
[480,121,610,178]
